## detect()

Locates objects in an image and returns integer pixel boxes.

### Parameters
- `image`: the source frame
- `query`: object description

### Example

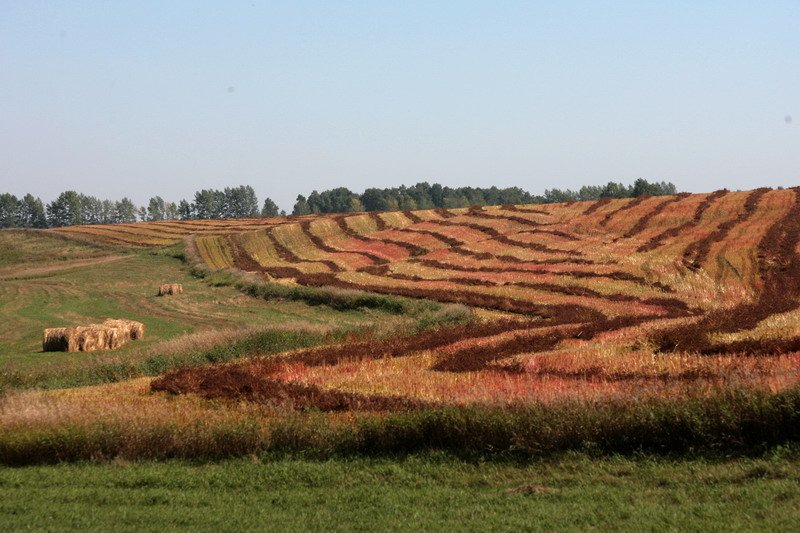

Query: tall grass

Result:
[2,386,799,465]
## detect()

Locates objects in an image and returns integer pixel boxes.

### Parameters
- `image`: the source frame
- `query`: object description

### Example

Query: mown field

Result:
[3,188,800,529]
[2,453,799,531]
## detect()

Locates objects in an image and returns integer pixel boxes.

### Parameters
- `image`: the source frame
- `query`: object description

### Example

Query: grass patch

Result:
[195,265,472,327]
[1,452,799,531]
[0,326,342,392]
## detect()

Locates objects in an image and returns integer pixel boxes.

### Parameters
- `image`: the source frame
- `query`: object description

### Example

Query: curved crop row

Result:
[622,193,691,239]
[637,190,729,252]
[654,188,800,354]
[682,188,771,269]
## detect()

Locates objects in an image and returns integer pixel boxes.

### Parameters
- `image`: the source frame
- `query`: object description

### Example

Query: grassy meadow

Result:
[2,452,800,532]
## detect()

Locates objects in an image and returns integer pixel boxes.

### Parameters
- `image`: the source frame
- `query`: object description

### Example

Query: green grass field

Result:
[2,229,800,530]
[2,452,799,531]
[0,230,402,374]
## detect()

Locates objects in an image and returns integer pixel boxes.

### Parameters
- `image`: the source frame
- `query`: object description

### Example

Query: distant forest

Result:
[0,179,677,229]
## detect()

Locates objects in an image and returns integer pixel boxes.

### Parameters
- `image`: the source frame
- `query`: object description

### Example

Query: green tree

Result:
[600,182,631,198]
[224,185,259,218]
[78,195,104,225]
[114,198,138,223]
[47,191,82,227]
[0,193,21,228]
[18,194,47,228]
[164,202,178,220]
[147,196,167,221]
[177,199,193,220]
[261,197,280,217]
[292,195,311,216]
[193,189,225,219]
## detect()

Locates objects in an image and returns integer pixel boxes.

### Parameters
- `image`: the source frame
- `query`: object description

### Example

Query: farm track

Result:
[0,255,131,281]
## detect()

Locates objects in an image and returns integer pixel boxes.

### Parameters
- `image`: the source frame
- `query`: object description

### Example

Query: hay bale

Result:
[42,318,145,352]
[102,318,145,341]
[158,284,183,296]
[76,326,106,352]
[43,327,73,352]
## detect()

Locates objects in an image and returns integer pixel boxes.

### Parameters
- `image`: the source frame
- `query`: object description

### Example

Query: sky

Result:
[1,1,798,211]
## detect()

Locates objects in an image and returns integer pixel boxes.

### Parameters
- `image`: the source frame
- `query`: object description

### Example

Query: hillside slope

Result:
[48,188,800,405]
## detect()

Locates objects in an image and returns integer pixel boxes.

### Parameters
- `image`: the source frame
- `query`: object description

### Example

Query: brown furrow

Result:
[637,190,729,253]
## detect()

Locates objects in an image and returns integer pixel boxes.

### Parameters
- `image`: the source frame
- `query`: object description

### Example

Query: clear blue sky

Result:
[1,1,798,210]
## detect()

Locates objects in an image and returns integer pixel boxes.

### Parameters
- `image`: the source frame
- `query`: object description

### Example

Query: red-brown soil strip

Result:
[282,319,546,367]
[152,361,427,412]
[401,228,464,247]
[599,196,650,227]
[431,219,503,237]
[294,272,604,319]
[502,205,550,215]
[637,190,729,252]
[654,187,800,355]
[375,269,691,318]
[403,210,424,223]
[227,234,267,272]
[368,212,388,230]
[622,193,691,239]
[491,234,584,256]
[518,229,580,241]
[299,221,388,265]
[413,258,672,291]
[265,230,342,272]
[433,315,654,372]
[682,187,771,269]
[466,210,548,228]
[435,208,457,218]
[582,197,612,216]
[449,246,601,266]
[335,216,429,256]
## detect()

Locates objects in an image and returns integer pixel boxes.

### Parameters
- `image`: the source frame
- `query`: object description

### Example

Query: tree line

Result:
[290,179,677,215]
[0,186,283,228]
[0,179,676,229]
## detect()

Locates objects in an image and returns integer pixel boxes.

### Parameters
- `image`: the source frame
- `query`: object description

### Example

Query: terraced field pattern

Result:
[48,187,800,410]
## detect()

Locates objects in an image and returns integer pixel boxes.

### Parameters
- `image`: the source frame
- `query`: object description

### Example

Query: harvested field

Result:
[23,189,800,415]
[141,188,800,411]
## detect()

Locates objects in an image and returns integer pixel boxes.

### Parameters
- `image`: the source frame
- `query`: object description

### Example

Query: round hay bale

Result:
[158,284,183,296]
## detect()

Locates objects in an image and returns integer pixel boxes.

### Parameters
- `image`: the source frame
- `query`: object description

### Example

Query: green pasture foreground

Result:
[1,453,799,532]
